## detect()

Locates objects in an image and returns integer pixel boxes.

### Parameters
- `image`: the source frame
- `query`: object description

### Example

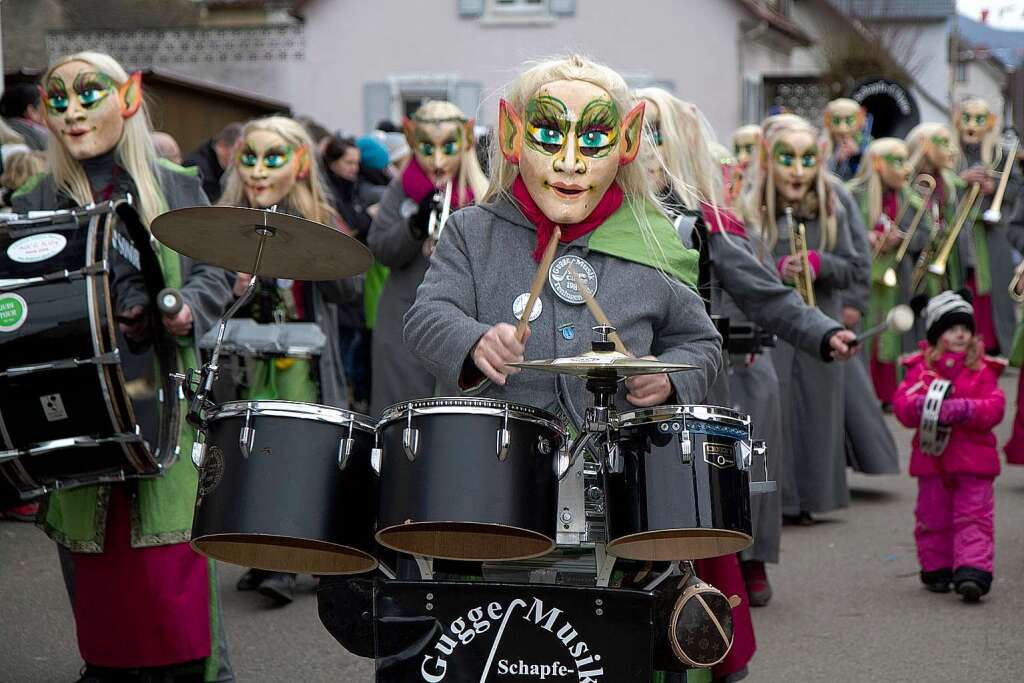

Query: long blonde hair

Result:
[219,116,338,225]
[952,97,1002,168]
[906,122,959,203]
[2,151,47,193]
[484,55,675,273]
[847,137,909,230]
[42,51,166,226]
[742,114,836,251]
[409,99,488,206]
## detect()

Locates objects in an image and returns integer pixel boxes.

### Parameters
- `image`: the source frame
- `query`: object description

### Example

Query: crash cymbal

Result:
[150,206,372,280]
[507,350,698,379]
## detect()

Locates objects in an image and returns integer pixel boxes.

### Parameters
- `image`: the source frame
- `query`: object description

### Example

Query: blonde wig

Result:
[952,97,1002,168]
[906,122,959,201]
[219,115,338,226]
[742,114,837,252]
[41,52,166,227]
[410,99,488,206]
[847,137,909,231]
[485,55,676,272]
[2,150,47,193]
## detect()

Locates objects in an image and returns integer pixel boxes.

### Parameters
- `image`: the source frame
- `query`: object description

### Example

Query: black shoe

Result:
[920,568,952,593]
[782,512,814,526]
[953,566,992,602]
[236,568,270,592]
[258,572,296,605]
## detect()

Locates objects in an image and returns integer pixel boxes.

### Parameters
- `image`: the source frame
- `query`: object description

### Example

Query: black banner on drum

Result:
[373,581,653,682]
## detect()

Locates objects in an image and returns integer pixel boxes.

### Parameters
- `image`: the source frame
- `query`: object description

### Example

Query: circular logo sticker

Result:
[198,445,226,497]
[0,293,28,333]
[548,255,598,305]
[7,233,67,264]
[512,292,542,322]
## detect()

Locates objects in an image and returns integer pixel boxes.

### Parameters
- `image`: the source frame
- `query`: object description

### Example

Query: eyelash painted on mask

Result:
[575,98,620,158]
[525,95,570,154]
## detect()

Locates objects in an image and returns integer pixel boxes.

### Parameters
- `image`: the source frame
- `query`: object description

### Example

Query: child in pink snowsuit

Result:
[893,291,1005,602]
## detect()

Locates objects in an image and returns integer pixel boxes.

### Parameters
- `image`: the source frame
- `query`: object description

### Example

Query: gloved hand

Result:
[409,192,439,241]
[912,395,926,420]
[938,398,972,425]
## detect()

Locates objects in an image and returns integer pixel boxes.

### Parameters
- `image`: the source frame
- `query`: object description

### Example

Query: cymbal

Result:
[150,206,373,280]
[507,350,698,379]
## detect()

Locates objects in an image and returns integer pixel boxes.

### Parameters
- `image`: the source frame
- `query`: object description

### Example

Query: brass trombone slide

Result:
[911,182,982,290]
[876,174,937,288]
[982,135,1019,225]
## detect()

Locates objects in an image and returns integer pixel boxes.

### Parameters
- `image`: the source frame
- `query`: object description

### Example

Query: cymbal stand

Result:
[178,208,278,468]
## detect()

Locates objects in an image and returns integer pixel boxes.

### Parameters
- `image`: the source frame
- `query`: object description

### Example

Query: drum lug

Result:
[337,418,357,471]
[191,440,207,469]
[402,403,419,462]
[678,428,692,464]
[496,404,511,461]
[748,440,777,494]
[370,447,383,475]
[239,408,255,459]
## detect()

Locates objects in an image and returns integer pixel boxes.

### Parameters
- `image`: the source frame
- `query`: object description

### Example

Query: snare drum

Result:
[191,400,378,575]
[376,398,565,561]
[605,405,753,560]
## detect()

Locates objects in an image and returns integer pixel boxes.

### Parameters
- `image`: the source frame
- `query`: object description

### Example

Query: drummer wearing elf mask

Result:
[405,55,722,414]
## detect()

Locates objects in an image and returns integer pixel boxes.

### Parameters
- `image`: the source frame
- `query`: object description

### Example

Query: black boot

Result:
[258,571,296,605]
[920,568,953,593]
[953,566,992,603]
[236,568,271,591]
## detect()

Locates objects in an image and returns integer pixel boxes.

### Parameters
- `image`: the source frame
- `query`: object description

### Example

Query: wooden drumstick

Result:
[515,226,561,343]
[567,264,628,354]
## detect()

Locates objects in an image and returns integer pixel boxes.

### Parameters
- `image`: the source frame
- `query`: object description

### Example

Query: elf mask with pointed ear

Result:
[403,106,471,186]
[499,79,644,225]
[956,98,995,146]
[41,60,143,161]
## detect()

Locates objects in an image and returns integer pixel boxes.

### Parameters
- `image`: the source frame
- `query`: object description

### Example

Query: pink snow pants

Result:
[914,474,995,573]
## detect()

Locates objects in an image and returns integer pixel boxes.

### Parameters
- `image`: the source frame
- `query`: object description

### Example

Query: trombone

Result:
[911,182,983,291]
[875,174,937,288]
[785,207,816,307]
[982,133,1019,226]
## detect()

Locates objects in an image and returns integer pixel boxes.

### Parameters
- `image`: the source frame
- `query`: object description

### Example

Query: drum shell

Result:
[376,402,563,561]
[606,409,752,560]
[192,401,378,575]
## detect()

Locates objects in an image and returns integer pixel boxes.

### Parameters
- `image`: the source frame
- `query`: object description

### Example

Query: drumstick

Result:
[567,264,628,354]
[515,226,561,343]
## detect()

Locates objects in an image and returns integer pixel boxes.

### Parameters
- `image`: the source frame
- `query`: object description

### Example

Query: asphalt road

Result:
[2,376,1023,682]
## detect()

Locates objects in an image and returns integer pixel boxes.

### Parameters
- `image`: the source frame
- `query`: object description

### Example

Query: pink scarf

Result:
[401,157,474,208]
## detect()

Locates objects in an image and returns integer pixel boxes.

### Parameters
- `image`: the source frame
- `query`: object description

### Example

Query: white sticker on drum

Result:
[40,394,68,422]
[0,292,28,332]
[7,232,67,263]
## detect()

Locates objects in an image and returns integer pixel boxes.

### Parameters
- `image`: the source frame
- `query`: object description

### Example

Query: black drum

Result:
[191,400,378,575]
[376,398,565,561]
[605,405,753,560]
[0,203,179,498]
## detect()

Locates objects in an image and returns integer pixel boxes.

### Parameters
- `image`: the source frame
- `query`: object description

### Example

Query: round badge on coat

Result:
[512,292,543,322]
[548,255,598,305]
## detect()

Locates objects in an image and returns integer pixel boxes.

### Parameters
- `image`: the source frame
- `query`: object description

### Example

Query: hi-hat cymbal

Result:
[150,206,373,280]
[508,350,698,379]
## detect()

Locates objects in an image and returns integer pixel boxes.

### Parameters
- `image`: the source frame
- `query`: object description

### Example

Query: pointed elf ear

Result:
[498,99,522,165]
[403,116,417,149]
[760,136,772,165]
[117,71,143,119]
[463,118,476,149]
[857,107,867,128]
[823,111,831,129]
[873,157,885,175]
[296,146,311,180]
[36,85,49,113]
[619,101,645,166]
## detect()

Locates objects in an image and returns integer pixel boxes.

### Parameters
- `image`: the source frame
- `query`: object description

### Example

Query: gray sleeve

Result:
[654,281,724,405]
[834,183,871,312]
[1009,187,1024,253]
[403,211,492,389]
[367,178,424,269]
[173,189,233,337]
[816,185,870,305]
[712,232,840,358]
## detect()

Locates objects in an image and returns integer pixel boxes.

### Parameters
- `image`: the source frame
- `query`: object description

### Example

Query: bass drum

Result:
[606,405,753,560]
[191,400,378,575]
[376,398,565,562]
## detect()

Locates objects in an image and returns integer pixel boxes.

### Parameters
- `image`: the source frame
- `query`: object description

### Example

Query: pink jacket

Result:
[893,343,1005,478]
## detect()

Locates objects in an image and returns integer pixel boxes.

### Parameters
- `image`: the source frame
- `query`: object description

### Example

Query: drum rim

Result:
[616,404,750,428]
[377,396,563,433]
[206,400,377,431]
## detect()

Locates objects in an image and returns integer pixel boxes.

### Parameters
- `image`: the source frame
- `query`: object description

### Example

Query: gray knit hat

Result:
[923,290,974,345]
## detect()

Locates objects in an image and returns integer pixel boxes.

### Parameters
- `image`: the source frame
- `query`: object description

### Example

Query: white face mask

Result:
[236,129,303,209]
[43,60,129,161]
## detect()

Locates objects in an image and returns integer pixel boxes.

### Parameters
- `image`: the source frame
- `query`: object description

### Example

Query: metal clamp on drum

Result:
[920,378,952,456]
[746,440,776,494]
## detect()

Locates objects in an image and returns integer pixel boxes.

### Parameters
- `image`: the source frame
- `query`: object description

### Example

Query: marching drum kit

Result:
[1,201,776,678]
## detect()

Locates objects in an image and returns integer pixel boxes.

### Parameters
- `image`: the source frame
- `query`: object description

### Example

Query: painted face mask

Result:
[733,129,760,171]
[405,118,468,186]
[42,60,141,161]
[876,145,911,191]
[771,129,819,205]
[957,101,992,146]
[925,130,955,171]
[499,79,644,225]
[826,101,862,142]
[236,129,304,209]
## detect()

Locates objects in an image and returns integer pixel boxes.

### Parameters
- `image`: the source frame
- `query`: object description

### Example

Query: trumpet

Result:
[785,207,816,307]
[911,182,983,291]
[876,174,937,288]
[982,134,1019,226]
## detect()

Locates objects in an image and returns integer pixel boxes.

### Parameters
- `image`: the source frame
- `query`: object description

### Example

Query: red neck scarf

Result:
[511,175,624,262]
[401,156,474,208]
[882,188,899,220]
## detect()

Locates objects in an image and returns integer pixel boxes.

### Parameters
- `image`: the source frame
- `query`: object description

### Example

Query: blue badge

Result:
[559,324,575,341]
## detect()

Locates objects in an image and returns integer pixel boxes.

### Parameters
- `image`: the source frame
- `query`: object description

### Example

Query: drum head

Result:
[192,534,378,576]
[606,528,752,561]
[375,522,555,562]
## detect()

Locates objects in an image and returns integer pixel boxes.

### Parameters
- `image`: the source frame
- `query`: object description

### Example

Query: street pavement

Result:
[2,376,1023,682]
